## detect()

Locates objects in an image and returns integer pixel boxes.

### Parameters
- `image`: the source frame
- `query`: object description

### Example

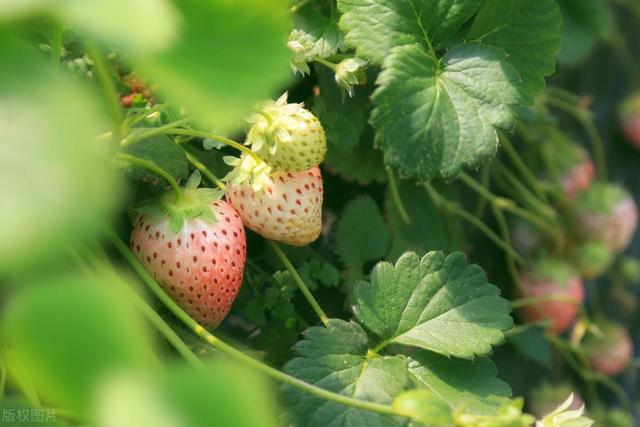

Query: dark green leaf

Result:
[338,0,483,65]
[506,326,552,366]
[121,135,189,186]
[335,195,389,274]
[353,252,513,358]
[557,0,615,65]
[372,43,521,180]
[282,319,409,427]
[467,0,561,102]
[408,352,512,415]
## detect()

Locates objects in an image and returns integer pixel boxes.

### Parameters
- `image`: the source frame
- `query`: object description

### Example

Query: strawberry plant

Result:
[1,0,640,426]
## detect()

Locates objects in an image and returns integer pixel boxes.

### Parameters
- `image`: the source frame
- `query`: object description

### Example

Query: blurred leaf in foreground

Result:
[0,29,121,275]
[96,362,279,427]
[0,273,157,417]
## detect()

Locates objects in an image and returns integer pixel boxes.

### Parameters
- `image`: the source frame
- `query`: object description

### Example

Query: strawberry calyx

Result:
[575,182,629,215]
[134,171,225,232]
[527,257,576,289]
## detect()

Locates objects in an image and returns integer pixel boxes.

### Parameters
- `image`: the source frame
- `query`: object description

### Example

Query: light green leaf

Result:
[392,389,453,425]
[0,30,121,274]
[372,43,521,180]
[467,0,561,102]
[137,0,292,133]
[96,362,279,427]
[407,352,512,415]
[337,0,483,65]
[335,195,389,276]
[281,319,409,427]
[0,274,158,416]
[0,0,178,53]
[353,251,513,358]
[557,0,615,65]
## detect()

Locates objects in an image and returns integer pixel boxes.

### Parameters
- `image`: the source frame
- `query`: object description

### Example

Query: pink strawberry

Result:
[584,320,633,376]
[619,92,640,149]
[517,259,584,334]
[226,166,323,246]
[574,183,638,254]
[131,189,246,328]
[548,142,594,199]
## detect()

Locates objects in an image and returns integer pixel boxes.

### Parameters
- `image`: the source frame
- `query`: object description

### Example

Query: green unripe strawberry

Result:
[247,93,326,172]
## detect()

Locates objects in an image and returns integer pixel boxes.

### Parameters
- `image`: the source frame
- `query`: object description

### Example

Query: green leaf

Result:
[372,43,521,180]
[0,0,179,53]
[392,389,453,425]
[407,352,512,415]
[467,0,561,102]
[137,0,292,133]
[294,5,344,59]
[121,135,189,186]
[0,30,121,274]
[557,0,615,65]
[506,326,552,366]
[335,195,389,276]
[385,180,462,260]
[324,125,386,184]
[313,65,368,149]
[0,274,157,416]
[353,252,513,358]
[282,319,409,427]
[95,362,278,427]
[337,0,483,65]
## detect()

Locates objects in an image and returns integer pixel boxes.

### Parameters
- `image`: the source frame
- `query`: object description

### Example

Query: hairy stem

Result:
[121,118,192,146]
[267,240,329,326]
[491,204,526,295]
[386,166,411,225]
[425,184,525,266]
[544,95,607,180]
[498,132,548,202]
[181,147,226,191]
[458,172,563,251]
[106,230,399,418]
[169,129,262,163]
[116,153,184,202]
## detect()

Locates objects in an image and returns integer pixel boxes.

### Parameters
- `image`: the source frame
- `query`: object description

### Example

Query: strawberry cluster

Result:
[225,93,326,247]
[130,94,327,329]
[515,140,638,355]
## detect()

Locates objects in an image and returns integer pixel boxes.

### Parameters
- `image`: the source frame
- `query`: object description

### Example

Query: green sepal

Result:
[132,187,225,233]
[185,170,202,189]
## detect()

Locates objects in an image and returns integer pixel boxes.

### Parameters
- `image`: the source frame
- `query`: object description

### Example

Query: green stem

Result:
[493,160,556,223]
[544,95,607,180]
[458,172,563,251]
[510,294,581,309]
[473,164,491,218]
[491,204,526,295]
[50,24,63,68]
[169,129,262,163]
[386,166,411,225]
[181,147,226,191]
[315,57,338,71]
[424,184,526,266]
[267,240,329,326]
[84,41,122,144]
[116,153,184,202]
[498,132,547,202]
[106,230,398,418]
[121,118,192,146]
